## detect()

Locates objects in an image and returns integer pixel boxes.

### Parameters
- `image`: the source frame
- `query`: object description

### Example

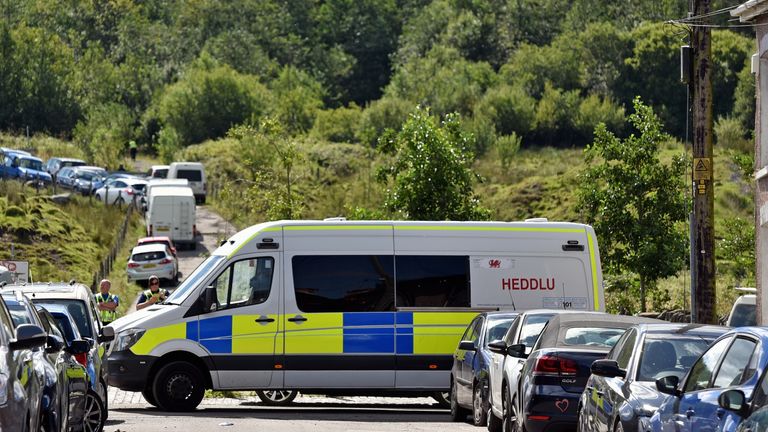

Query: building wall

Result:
[758,16,768,325]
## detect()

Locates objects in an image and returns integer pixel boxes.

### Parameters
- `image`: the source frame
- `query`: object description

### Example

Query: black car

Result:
[0,292,47,431]
[511,313,662,432]
[451,311,519,426]
[578,323,728,432]
[37,307,93,432]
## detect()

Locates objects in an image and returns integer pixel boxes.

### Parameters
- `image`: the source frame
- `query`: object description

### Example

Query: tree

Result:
[377,107,490,220]
[578,98,687,312]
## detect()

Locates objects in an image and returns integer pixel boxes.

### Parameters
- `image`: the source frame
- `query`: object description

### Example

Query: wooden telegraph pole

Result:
[691,0,716,324]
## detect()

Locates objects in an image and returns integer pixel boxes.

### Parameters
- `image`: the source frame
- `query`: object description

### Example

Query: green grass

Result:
[103,212,146,317]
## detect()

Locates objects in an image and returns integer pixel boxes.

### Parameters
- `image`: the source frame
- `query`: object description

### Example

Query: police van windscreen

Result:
[177,169,202,181]
[165,255,225,304]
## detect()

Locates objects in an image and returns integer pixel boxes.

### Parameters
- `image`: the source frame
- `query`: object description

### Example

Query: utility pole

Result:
[691,0,716,324]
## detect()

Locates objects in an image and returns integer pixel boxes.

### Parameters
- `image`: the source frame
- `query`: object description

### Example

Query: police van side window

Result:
[395,256,470,308]
[211,257,274,310]
[292,255,395,312]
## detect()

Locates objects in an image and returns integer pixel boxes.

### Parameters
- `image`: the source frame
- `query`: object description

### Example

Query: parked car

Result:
[451,311,519,426]
[44,305,107,432]
[1,290,93,432]
[486,310,599,431]
[0,293,47,432]
[44,157,86,177]
[147,165,169,179]
[510,313,662,432]
[167,162,206,203]
[35,306,93,432]
[1,153,53,185]
[578,323,728,432]
[649,327,768,432]
[93,178,148,205]
[70,168,108,196]
[137,236,178,257]
[726,288,757,327]
[7,282,115,422]
[127,244,178,284]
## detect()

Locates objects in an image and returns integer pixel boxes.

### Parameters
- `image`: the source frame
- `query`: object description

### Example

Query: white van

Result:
[167,162,206,204]
[145,187,196,249]
[106,220,603,412]
[144,179,189,213]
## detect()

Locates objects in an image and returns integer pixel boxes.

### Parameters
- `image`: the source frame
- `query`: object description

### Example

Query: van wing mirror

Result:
[45,334,65,353]
[204,285,218,312]
[67,339,91,355]
[99,326,115,343]
[10,324,47,351]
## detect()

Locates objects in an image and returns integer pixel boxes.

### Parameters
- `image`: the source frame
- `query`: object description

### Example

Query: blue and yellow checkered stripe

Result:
[130,312,477,356]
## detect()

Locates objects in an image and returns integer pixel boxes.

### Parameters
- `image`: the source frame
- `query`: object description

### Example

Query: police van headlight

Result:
[113,328,146,352]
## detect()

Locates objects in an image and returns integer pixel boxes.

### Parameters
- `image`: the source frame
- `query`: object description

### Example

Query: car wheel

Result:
[488,407,503,432]
[473,383,488,426]
[256,390,298,406]
[82,389,105,432]
[614,420,624,432]
[115,196,125,206]
[432,390,450,409]
[450,379,469,422]
[152,361,205,412]
[94,194,101,202]
[508,395,525,432]
[142,387,159,407]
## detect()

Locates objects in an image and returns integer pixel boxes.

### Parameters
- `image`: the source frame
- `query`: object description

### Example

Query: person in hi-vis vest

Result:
[136,275,170,311]
[95,279,119,324]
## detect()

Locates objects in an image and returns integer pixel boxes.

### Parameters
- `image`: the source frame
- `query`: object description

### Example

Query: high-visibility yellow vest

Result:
[95,293,118,323]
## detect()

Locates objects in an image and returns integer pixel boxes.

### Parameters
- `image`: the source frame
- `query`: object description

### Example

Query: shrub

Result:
[310,104,363,143]
[715,116,751,153]
[574,94,625,142]
[474,84,536,137]
[73,103,134,169]
[357,97,414,147]
[496,133,521,173]
[533,83,580,145]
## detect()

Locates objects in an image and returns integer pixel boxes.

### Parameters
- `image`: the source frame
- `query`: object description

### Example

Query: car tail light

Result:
[193,224,197,236]
[149,225,153,235]
[126,189,134,195]
[128,262,140,268]
[74,352,87,367]
[533,355,578,376]
[159,258,172,265]
[528,415,550,422]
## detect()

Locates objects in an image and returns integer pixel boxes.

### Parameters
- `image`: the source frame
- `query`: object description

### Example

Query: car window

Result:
[637,336,714,382]
[752,364,768,408]
[115,181,127,188]
[729,303,757,327]
[133,251,167,261]
[519,314,553,348]
[614,329,636,369]
[486,318,515,346]
[462,317,481,341]
[713,337,758,388]
[684,337,732,392]
[562,327,626,347]
[6,304,33,327]
[469,318,482,344]
[503,317,521,345]
[33,300,94,340]
[210,257,274,311]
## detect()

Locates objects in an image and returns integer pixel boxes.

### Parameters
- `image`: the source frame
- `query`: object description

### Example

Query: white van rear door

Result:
[470,256,592,311]
[151,199,174,239]
[177,198,194,241]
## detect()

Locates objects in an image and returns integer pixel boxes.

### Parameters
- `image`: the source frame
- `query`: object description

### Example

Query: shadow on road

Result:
[113,403,449,423]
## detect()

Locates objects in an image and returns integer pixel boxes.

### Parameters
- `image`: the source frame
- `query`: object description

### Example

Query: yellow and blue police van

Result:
[106,219,604,411]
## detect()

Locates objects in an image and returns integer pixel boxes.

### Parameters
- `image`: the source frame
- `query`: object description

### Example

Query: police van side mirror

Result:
[204,285,217,312]
[99,326,115,343]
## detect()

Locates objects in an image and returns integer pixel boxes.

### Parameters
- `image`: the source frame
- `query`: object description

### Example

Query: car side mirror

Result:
[99,326,115,343]
[590,359,626,378]
[10,324,47,351]
[45,334,65,353]
[719,389,747,414]
[204,285,218,312]
[67,339,91,355]
[655,375,680,396]
[488,340,507,355]
[458,340,476,351]
[507,343,527,358]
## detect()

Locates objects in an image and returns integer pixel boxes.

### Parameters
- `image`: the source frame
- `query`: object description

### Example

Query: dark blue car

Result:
[1,153,53,184]
[451,311,519,426]
[578,323,727,432]
[649,327,768,432]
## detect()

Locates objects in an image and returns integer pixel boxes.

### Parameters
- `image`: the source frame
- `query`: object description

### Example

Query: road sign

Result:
[0,260,29,284]
[693,158,711,181]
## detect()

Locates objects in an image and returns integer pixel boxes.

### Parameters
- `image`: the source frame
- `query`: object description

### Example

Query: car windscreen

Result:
[730,303,757,327]
[153,169,168,178]
[637,336,713,382]
[63,161,85,167]
[19,159,43,170]
[561,327,626,347]
[76,170,101,180]
[165,255,225,304]
[133,251,167,261]
[520,314,554,347]
[486,318,516,347]
[177,169,202,181]
[31,300,93,339]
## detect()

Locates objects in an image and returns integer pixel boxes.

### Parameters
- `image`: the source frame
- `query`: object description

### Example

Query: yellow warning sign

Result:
[693,158,711,181]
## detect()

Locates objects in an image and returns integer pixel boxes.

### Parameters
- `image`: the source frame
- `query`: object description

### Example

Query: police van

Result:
[106,219,604,411]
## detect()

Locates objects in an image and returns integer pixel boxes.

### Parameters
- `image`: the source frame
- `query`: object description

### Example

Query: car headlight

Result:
[113,328,146,352]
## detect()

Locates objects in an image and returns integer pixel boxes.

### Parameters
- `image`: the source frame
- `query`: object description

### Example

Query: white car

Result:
[94,178,148,205]
[127,244,178,283]
[726,287,756,327]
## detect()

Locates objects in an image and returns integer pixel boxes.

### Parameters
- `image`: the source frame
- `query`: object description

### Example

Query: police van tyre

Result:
[142,387,159,407]
[152,361,206,412]
[256,390,298,406]
[433,390,451,409]
[83,389,106,432]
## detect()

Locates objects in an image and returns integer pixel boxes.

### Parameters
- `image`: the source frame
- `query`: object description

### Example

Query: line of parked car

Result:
[0,281,114,432]
[450,309,768,432]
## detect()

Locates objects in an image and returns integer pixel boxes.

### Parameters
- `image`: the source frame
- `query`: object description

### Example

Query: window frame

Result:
[683,336,733,393]
[711,336,759,389]
[206,256,276,313]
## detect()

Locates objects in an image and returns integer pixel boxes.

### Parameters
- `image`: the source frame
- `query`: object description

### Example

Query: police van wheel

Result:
[142,388,158,407]
[256,390,298,406]
[152,361,205,412]
[434,390,451,409]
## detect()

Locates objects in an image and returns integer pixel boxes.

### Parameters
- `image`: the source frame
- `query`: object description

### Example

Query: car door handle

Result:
[595,391,604,397]
[716,408,725,419]
[686,408,695,418]
[288,316,307,323]
[585,386,594,392]
[254,316,275,323]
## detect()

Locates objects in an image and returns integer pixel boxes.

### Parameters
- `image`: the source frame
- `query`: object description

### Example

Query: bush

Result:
[574,94,625,142]
[715,116,751,153]
[310,104,363,143]
[73,103,134,169]
[357,97,414,147]
[474,84,536,137]
[156,127,182,164]
[533,83,580,145]
[269,66,325,135]
[462,114,497,156]
[496,133,521,173]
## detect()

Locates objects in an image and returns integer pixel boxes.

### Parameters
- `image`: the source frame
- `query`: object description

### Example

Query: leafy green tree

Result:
[357,96,414,147]
[533,83,580,145]
[718,217,755,286]
[733,60,756,133]
[73,103,133,168]
[712,30,754,121]
[572,23,631,97]
[377,107,490,220]
[310,104,362,143]
[474,84,536,138]
[578,98,687,312]
[269,66,325,135]
[496,133,521,173]
[499,42,580,99]
[574,94,626,142]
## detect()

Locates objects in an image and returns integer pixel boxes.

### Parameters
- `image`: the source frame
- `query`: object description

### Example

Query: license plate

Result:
[156,225,170,232]
[143,263,156,269]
